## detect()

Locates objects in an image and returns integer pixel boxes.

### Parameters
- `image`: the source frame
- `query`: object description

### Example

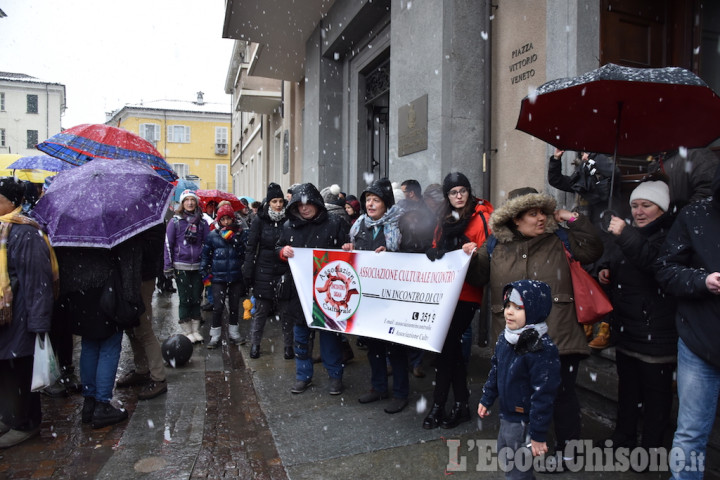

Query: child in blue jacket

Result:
[201,203,248,348]
[478,279,561,479]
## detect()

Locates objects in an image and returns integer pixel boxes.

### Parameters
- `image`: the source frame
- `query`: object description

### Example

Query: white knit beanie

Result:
[179,189,199,203]
[629,181,670,212]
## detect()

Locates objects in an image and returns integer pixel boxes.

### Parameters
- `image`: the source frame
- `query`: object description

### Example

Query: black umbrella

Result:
[516,63,720,211]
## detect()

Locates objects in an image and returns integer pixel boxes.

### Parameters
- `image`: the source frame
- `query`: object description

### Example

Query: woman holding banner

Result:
[423,172,493,429]
[276,183,350,396]
[342,178,410,414]
[467,187,602,460]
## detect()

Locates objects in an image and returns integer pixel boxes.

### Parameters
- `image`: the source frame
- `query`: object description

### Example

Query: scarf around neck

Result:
[504,322,548,345]
[349,203,404,252]
[0,207,59,326]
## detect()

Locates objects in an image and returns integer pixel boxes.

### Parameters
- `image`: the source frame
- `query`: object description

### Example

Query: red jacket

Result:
[433,198,493,303]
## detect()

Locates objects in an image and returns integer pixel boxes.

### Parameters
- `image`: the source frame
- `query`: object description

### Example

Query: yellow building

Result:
[105,93,231,190]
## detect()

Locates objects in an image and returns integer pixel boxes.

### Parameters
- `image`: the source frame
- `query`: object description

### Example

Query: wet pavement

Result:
[0,288,701,479]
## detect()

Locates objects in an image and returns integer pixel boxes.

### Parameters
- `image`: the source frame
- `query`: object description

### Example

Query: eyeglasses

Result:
[448,188,468,197]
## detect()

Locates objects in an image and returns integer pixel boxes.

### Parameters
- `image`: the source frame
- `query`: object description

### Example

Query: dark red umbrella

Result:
[194,189,243,211]
[516,63,720,157]
[37,124,178,181]
[517,63,720,212]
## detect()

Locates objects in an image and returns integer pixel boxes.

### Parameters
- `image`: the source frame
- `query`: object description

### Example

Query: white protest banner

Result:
[287,248,471,352]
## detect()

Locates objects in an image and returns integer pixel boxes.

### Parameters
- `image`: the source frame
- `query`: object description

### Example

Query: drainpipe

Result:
[481,0,494,201]
[45,84,50,142]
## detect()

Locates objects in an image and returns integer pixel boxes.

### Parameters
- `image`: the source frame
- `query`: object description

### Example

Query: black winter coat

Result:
[604,212,677,357]
[275,183,349,254]
[57,237,144,341]
[243,205,288,299]
[351,217,387,251]
[201,226,248,284]
[656,165,720,369]
[0,223,55,360]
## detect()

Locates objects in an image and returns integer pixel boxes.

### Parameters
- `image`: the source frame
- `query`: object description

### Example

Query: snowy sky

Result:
[0,0,234,127]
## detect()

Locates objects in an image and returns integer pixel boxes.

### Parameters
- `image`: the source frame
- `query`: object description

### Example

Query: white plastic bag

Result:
[31,333,61,392]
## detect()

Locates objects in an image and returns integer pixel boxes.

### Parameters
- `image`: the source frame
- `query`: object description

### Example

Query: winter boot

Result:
[228,324,245,345]
[190,319,204,344]
[440,402,471,429]
[180,322,194,342]
[584,324,594,342]
[589,322,610,350]
[207,327,222,349]
[423,403,445,429]
[91,402,128,429]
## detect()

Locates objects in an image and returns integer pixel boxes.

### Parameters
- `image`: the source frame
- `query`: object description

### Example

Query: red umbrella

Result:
[516,64,720,157]
[516,63,720,210]
[37,124,177,181]
[194,189,243,211]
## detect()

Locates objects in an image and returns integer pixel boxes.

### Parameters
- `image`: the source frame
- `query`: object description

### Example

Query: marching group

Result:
[1,148,720,480]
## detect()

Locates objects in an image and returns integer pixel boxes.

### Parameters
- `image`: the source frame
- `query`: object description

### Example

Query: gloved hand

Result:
[164,269,175,280]
[425,247,447,261]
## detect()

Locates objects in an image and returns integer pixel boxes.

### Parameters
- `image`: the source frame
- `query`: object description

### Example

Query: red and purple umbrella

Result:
[36,124,178,181]
[32,158,174,249]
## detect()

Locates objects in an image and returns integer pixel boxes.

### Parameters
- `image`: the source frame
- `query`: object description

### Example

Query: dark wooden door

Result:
[600,0,670,67]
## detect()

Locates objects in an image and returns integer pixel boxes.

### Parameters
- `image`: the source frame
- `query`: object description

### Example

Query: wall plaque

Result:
[398,94,428,157]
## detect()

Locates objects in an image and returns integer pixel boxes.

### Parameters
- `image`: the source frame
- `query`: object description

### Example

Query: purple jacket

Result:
[164,213,209,272]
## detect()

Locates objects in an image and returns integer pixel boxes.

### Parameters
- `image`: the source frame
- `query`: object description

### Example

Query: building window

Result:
[216,164,228,191]
[27,130,38,149]
[0,129,5,147]
[0,93,5,111]
[140,123,161,146]
[172,163,189,179]
[215,126,228,154]
[27,94,38,114]
[167,125,190,143]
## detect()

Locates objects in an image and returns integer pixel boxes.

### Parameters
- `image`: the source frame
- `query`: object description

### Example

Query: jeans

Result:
[211,281,244,328]
[125,279,166,382]
[251,297,293,347]
[366,338,409,399]
[671,338,719,479]
[498,418,534,480]
[80,331,123,403]
[175,270,202,321]
[293,324,343,381]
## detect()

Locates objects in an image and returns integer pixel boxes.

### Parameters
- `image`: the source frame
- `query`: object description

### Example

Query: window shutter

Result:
[167,125,173,142]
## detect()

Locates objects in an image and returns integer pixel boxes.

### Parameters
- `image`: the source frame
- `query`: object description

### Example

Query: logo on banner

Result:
[314,260,361,322]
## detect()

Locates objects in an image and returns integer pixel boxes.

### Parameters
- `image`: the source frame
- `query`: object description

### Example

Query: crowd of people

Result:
[0,147,719,480]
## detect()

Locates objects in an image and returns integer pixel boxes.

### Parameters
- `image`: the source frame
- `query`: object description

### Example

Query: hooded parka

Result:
[468,192,603,356]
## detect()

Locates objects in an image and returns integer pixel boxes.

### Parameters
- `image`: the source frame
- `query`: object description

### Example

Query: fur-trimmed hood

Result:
[490,192,558,243]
